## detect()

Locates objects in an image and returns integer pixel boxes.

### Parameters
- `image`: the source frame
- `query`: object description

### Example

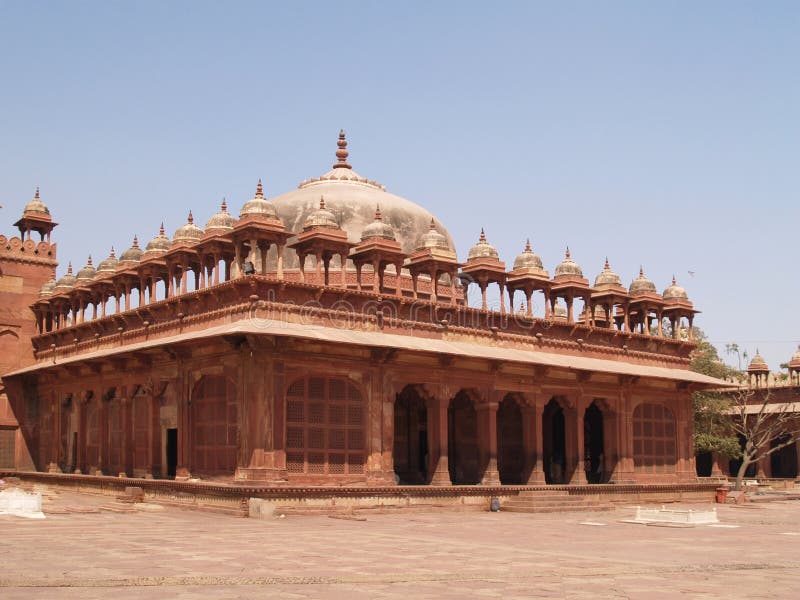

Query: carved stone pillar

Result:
[523,397,545,484]
[570,395,588,484]
[427,395,451,486]
[477,400,500,485]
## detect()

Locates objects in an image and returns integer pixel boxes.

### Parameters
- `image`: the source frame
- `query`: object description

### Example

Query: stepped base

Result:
[502,490,614,514]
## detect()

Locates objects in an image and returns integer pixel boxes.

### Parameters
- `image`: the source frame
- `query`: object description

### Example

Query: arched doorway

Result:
[448,391,479,484]
[393,386,428,484]
[584,401,605,483]
[543,398,566,484]
[770,435,798,478]
[497,395,524,484]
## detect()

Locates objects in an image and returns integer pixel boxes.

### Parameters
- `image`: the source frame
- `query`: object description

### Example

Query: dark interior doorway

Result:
[497,395,524,484]
[448,391,480,485]
[166,428,178,478]
[770,435,798,478]
[543,398,566,484]
[729,434,757,479]
[695,451,712,477]
[584,402,605,483]
[393,387,428,484]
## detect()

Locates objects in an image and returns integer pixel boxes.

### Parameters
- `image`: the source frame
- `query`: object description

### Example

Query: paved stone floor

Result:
[2,487,800,599]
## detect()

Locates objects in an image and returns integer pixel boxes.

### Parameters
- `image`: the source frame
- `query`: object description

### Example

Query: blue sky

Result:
[1,1,798,370]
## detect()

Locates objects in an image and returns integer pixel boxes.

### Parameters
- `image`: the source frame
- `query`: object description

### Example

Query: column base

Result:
[365,470,398,486]
[429,468,452,486]
[234,467,288,483]
[481,469,501,486]
[174,467,192,481]
[47,462,62,474]
[525,470,546,485]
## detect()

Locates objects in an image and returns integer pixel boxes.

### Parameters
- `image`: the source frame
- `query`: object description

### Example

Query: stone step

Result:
[503,499,598,508]
[502,504,614,514]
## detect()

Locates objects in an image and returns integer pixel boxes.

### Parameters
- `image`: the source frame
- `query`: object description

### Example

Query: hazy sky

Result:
[1,1,798,371]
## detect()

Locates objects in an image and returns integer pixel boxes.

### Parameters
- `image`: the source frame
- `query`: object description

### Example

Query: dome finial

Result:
[374,205,382,221]
[604,257,610,270]
[333,129,351,169]
[35,186,40,199]
[110,246,116,258]
[256,179,264,198]
[672,274,677,285]
[639,265,644,277]
[565,246,571,259]
[429,218,436,230]
[525,238,532,252]
[187,210,194,224]
[132,235,139,248]
[221,197,228,212]
[159,222,165,236]
[67,261,73,274]
[320,195,326,210]
[479,228,487,243]
[87,255,93,266]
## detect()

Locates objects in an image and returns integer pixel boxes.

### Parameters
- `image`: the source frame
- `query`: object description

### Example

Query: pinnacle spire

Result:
[604,257,610,270]
[86,255,93,266]
[187,211,194,224]
[66,261,73,274]
[374,205,382,220]
[109,246,116,258]
[429,218,436,230]
[35,187,40,199]
[256,179,264,197]
[221,198,228,212]
[565,246,571,259]
[132,235,139,248]
[479,228,487,243]
[333,129,351,169]
[525,239,532,252]
[159,222,165,236]
[319,196,326,209]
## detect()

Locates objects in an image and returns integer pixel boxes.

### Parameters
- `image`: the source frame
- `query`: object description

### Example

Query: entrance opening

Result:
[166,428,178,478]
[770,435,798,478]
[543,398,566,484]
[497,395,524,484]
[393,386,428,484]
[448,391,479,485]
[584,402,605,483]
[695,451,713,477]
[729,434,757,478]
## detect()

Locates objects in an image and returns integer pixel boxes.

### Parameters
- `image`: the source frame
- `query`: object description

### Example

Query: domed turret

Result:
[552,301,568,320]
[239,180,280,220]
[788,346,800,371]
[554,247,583,279]
[119,236,143,266]
[467,229,499,261]
[629,266,657,295]
[512,239,546,274]
[95,247,118,276]
[417,219,451,251]
[54,263,76,293]
[172,211,204,245]
[594,258,622,289]
[303,196,339,230]
[145,223,171,255]
[22,187,50,216]
[360,206,396,241]
[663,276,689,300]
[205,199,236,234]
[747,350,770,374]
[75,256,96,284]
[39,278,56,298]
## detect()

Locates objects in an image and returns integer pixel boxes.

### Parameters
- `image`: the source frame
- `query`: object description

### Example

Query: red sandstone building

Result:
[1,133,727,486]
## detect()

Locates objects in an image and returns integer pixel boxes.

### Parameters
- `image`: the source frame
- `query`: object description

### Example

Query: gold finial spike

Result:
[256,179,264,197]
[333,129,351,169]
[479,228,487,243]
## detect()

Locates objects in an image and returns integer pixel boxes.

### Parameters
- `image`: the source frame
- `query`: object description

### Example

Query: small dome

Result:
[96,247,118,275]
[594,258,622,288]
[552,301,568,319]
[361,206,396,241]
[467,229,499,261]
[512,239,547,274]
[417,219,451,251]
[205,199,236,234]
[54,263,76,292]
[629,266,657,295]
[788,346,800,370]
[23,187,50,216]
[173,211,204,244]
[119,236,143,264]
[239,180,280,220]
[554,247,583,278]
[663,276,689,300]
[145,223,171,254]
[303,196,339,230]
[75,256,96,284]
[39,278,56,298]
[747,350,770,373]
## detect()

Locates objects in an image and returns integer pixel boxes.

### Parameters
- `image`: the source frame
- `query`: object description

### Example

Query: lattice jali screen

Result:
[284,376,366,476]
[191,376,238,474]
[633,402,677,473]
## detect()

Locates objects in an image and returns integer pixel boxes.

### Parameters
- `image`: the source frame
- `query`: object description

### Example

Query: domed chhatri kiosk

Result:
[1,132,729,495]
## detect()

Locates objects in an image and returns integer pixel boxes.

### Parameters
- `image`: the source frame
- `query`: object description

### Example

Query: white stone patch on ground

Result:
[623,505,719,525]
[0,488,46,519]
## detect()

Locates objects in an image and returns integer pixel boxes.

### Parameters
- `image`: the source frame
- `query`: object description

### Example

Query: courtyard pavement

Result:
[1,486,799,599]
